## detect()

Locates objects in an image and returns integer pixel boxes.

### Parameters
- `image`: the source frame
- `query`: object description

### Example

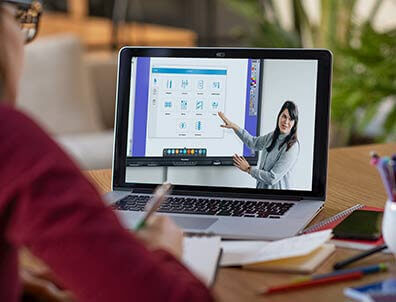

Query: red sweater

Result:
[0,105,213,302]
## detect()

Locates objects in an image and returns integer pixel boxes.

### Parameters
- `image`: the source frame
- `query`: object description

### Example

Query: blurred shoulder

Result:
[0,105,48,139]
[0,104,60,156]
[1,104,36,126]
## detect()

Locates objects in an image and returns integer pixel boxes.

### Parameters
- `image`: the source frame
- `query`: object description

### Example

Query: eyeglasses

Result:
[3,0,43,44]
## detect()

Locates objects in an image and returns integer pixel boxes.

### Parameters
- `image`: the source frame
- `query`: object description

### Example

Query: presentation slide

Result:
[127,57,260,166]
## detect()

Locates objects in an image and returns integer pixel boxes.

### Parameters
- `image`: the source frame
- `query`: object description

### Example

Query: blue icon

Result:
[212,81,220,89]
[166,80,173,89]
[180,100,188,110]
[199,149,202,154]
[196,121,202,131]
[197,80,204,89]
[181,79,189,89]
[167,149,171,154]
[203,149,206,154]
[196,100,204,110]
[164,101,172,108]
[154,78,158,85]
[172,149,175,154]
[184,149,187,154]
[211,101,219,110]
[179,121,187,130]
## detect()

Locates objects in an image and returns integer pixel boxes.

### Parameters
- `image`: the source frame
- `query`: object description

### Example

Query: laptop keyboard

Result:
[112,195,295,218]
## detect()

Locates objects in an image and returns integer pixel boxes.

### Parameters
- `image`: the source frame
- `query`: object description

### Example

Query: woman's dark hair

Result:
[266,100,299,152]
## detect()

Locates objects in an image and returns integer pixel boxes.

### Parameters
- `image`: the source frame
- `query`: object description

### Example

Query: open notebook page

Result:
[221,230,332,266]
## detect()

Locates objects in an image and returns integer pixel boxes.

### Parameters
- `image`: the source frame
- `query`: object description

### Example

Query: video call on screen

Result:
[126,57,318,191]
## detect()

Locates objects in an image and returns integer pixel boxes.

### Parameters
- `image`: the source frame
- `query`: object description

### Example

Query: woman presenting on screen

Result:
[218,101,300,190]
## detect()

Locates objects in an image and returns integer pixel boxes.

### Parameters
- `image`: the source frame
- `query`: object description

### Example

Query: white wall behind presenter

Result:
[259,59,317,190]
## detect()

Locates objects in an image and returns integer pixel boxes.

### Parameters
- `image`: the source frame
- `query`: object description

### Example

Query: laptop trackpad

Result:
[171,216,218,230]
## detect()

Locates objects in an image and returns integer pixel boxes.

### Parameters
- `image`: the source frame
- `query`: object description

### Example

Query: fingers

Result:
[21,269,74,302]
[233,154,250,172]
[233,155,243,169]
[135,215,184,260]
[148,215,170,228]
[218,112,230,126]
[233,154,243,163]
[235,154,248,163]
[218,111,226,122]
[220,124,233,129]
[145,215,183,237]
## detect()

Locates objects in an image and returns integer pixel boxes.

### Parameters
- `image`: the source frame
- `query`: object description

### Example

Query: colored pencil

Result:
[370,152,395,201]
[388,158,396,200]
[293,262,388,284]
[258,272,363,295]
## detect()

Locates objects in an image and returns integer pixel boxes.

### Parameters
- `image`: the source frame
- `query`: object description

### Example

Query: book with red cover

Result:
[301,205,386,251]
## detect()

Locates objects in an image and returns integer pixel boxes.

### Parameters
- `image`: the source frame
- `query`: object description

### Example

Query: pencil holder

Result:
[382,199,396,255]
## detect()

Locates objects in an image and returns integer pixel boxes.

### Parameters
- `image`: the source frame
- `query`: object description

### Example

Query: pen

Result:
[258,272,363,295]
[379,157,394,201]
[370,153,394,201]
[389,157,396,201]
[333,245,388,270]
[134,182,172,230]
[370,151,380,166]
[293,263,388,284]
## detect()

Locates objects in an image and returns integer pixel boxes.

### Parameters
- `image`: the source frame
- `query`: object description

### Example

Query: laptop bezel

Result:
[112,47,332,201]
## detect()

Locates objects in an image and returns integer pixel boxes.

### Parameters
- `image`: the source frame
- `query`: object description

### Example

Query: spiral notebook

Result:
[300,204,385,251]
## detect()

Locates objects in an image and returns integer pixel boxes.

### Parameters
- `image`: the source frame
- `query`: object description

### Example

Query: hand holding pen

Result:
[135,182,172,230]
[133,183,184,259]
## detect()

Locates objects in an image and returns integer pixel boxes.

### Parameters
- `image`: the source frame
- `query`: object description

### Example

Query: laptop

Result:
[106,47,332,240]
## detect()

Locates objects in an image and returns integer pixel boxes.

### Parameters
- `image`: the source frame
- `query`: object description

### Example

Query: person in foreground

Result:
[0,1,213,301]
[218,101,300,190]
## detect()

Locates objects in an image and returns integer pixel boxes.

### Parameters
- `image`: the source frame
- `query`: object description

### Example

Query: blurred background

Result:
[17,0,395,170]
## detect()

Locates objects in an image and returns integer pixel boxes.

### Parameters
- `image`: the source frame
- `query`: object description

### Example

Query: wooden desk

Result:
[84,143,396,302]
[20,143,395,301]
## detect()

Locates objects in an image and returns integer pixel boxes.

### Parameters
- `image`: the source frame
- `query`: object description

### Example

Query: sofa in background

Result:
[17,35,117,169]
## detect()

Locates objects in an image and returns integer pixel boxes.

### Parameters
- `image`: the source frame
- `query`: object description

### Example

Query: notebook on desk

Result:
[301,204,385,251]
[220,230,334,274]
[243,244,335,274]
[183,236,222,286]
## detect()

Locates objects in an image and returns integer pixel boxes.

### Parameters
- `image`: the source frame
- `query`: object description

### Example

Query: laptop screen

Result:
[124,56,318,191]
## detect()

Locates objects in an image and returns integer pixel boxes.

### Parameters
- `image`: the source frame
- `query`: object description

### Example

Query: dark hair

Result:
[266,101,299,153]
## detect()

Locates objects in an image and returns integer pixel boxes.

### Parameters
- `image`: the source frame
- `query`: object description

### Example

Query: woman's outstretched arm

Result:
[218,111,267,151]
[234,128,269,151]
[0,106,213,302]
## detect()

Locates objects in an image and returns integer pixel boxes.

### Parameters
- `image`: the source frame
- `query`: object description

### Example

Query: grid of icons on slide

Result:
[148,66,227,139]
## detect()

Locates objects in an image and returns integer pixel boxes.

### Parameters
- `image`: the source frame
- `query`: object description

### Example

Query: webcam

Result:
[216,52,225,58]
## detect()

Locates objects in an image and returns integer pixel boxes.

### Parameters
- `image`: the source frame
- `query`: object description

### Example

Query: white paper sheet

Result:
[221,230,332,266]
[183,236,222,286]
